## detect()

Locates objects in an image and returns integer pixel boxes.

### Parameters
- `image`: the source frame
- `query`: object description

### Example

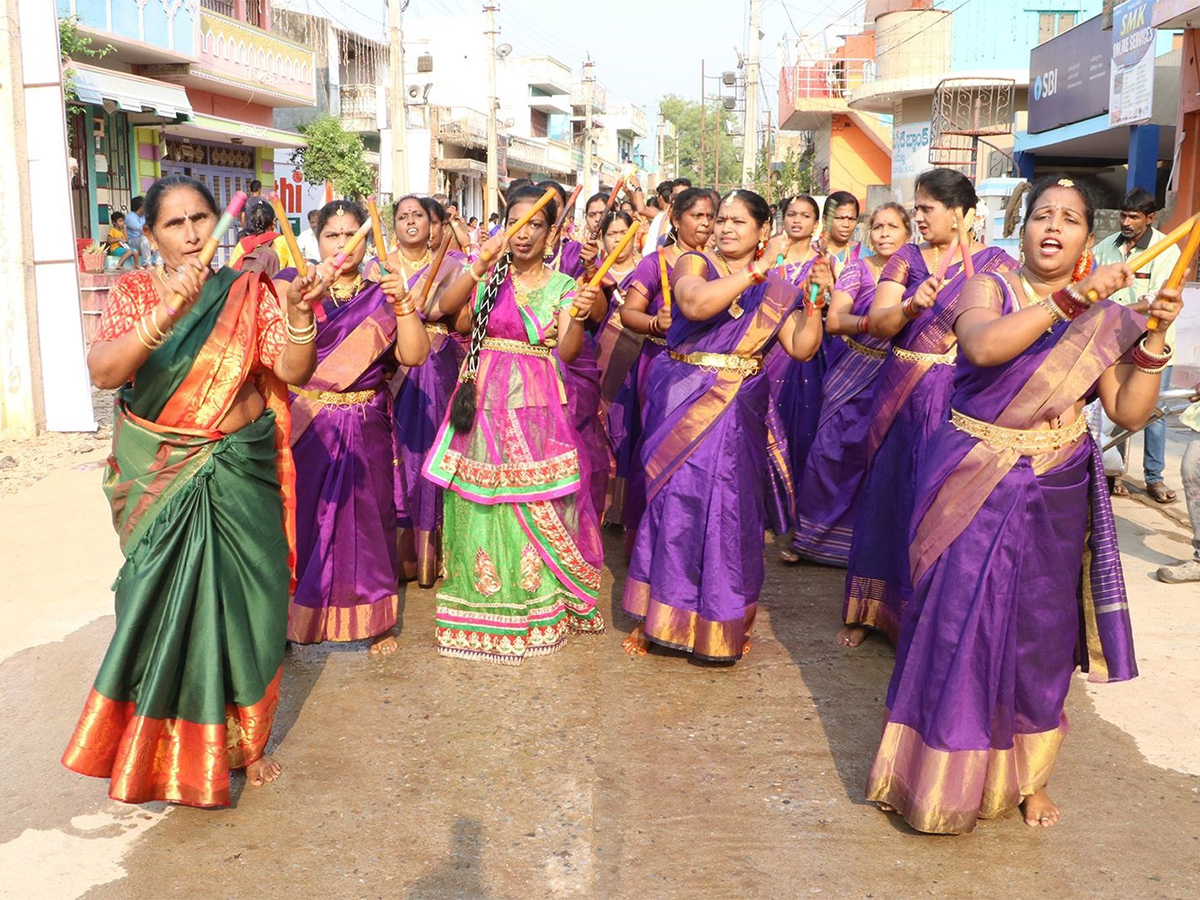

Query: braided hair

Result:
[449,185,557,432]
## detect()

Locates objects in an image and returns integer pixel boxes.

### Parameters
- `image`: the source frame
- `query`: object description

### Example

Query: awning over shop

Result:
[70,63,192,121]
[1015,114,1176,159]
[164,114,306,150]
[437,158,487,175]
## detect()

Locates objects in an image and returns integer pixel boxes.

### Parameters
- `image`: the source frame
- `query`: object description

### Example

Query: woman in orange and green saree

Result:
[62,175,321,808]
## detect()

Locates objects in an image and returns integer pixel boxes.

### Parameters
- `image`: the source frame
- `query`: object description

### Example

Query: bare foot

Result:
[246,754,281,787]
[741,636,753,655]
[837,626,869,648]
[779,547,800,565]
[1021,788,1060,828]
[876,802,896,813]
[369,631,398,655]
[621,625,650,657]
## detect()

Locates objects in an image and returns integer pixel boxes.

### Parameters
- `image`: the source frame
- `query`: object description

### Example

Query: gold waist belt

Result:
[425,322,449,335]
[646,334,667,346]
[481,336,552,358]
[669,350,761,376]
[291,386,378,407]
[950,409,1088,455]
[842,335,887,360]
[891,345,957,366]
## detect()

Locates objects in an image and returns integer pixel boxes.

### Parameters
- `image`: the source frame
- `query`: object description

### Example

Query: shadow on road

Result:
[404,817,492,900]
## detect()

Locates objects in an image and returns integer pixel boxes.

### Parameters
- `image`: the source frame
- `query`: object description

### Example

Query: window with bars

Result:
[1037,12,1077,44]
[200,0,234,16]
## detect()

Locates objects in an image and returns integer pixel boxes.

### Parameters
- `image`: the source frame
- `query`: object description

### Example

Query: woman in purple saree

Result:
[622,190,823,662]
[787,202,911,565]
[611,188,716,545]
[868,178,1179,833]
[841,170,1015,647]
[385,196,468,587]
[285,201,431,654]
[763,195,823,534]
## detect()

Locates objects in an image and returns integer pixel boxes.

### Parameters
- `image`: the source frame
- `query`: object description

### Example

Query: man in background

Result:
[1093,188,1181,503]
[296,209,321,262]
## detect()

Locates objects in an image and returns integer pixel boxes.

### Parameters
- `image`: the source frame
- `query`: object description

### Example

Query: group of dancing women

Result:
[63,166,1183,836]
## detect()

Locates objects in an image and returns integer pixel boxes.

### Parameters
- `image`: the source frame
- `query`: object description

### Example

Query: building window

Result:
[1037,11,1077,44]
[200,0,235,16]
[531,109,549,139]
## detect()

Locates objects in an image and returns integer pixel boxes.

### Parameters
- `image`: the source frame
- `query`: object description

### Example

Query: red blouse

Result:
[96,270,288,369]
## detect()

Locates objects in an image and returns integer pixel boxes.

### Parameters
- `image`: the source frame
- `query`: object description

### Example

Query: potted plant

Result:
[80,242,105,273]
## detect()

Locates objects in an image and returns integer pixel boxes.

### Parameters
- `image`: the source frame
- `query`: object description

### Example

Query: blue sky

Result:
[404,0,867,114]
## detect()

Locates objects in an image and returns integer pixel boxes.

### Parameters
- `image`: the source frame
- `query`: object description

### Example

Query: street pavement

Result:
[1,418,1198,900]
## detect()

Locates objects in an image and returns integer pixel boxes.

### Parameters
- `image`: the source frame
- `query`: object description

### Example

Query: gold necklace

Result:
[328,274,364,303]
[930,244,942,276]
[712,251,745,319]
[397,247,432,276]
[512,263,549,308]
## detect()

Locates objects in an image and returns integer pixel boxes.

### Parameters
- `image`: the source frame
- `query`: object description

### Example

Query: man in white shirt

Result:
[1093,188,1181,503]
[296,209,321,262]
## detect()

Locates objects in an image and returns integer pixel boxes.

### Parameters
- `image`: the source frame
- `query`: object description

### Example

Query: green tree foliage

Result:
[58,16,113,130]
[750,143,816,203]
[290,115,375,199]
[658,95,744,190]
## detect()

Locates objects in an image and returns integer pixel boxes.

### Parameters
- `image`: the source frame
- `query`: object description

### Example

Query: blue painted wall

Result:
[56,0,196,57]
[936,0,1104,72]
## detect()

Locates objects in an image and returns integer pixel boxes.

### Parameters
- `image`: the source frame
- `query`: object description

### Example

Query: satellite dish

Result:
[495,43,513,59]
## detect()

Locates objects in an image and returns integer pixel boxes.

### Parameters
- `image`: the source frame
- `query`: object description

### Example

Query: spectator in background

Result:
[239,179,268,237]
[1158,392,1200,583]
[229,201,292,276]
[1093,188,1181,503]
[124,197,153,268]
[105,211,139,269]
[467,215,480,244]
[487,212,500,237]
[297,209,320,262]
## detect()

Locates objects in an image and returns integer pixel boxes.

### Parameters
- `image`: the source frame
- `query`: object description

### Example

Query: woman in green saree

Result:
[62,175,322,807]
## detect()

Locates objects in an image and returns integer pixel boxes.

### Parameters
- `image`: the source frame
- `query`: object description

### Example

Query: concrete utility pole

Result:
[699,60,706,186]
[582,59,595,197]
[484,1,499,220]
[388,0,409,196]
[740,0,761,187]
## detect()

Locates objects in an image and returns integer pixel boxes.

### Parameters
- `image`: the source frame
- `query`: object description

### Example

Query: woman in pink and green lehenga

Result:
[423,185,606,664]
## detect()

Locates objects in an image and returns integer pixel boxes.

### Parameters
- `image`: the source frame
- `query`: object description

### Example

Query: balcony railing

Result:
[201,0,234,15]
[506,135,547,169]
[780,59,876,102]
[339,83,378,132]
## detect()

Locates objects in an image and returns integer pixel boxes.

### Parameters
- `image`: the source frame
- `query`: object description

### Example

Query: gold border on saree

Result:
[891,345,956,366]
[481,337,552,358]
[290,386,378,407]
[425,322,450,335]
[668,350,761,376]
[950,409,1087,455]
[646,335,667,346]
[842,335,887,360]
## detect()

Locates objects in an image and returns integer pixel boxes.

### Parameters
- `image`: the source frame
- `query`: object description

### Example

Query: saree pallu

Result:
[63,269,294,808]
[844,245,1014,640]
[867,289,1144,834]
[624,257,801,661]
[792,258,889,565]
[394,252,468,587]
[607,251,672,540]
[762,257,816,534]
[424,275,605,664]
[285,279,399,643]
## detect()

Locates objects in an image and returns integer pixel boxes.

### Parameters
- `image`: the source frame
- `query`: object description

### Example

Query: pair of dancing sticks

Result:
[368,197,454,312]
[158,190,246,312]
[931,209,978,284]
[267,191,372,276]
[1082,212,1200,331]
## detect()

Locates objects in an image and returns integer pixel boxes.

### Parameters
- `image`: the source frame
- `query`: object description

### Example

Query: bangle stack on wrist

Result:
[134,313,170,350]
[1131,337,1173,374]
[393,297,416,317]
[1049,285,1091,320]
[287,317,318,345]
[858,314,870,335]
[901,297,920,320]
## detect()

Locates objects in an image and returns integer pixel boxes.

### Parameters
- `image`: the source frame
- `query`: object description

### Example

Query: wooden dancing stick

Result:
[589,177,626,240]
[956,209,977,280]
[327,219,374,270]
[571,222,641,319]
[201,191,246,270]
[368,199,389,275]
[554,183,584,233]
[503,187,558,241]
[933,237,962,284]
[416,229,455,313]
[1085,212,1200,303]
[267,192,306,278]
[1151,215,1200,330]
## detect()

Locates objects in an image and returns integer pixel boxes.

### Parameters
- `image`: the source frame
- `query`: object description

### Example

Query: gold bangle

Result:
[467,266,484,284]
[286,319,318,345]
[145,312,170,341]
[394,300,416,316]
[133,319,157,350]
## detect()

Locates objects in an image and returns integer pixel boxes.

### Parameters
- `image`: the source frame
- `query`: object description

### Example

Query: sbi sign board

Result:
[1028,15,1111,134]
